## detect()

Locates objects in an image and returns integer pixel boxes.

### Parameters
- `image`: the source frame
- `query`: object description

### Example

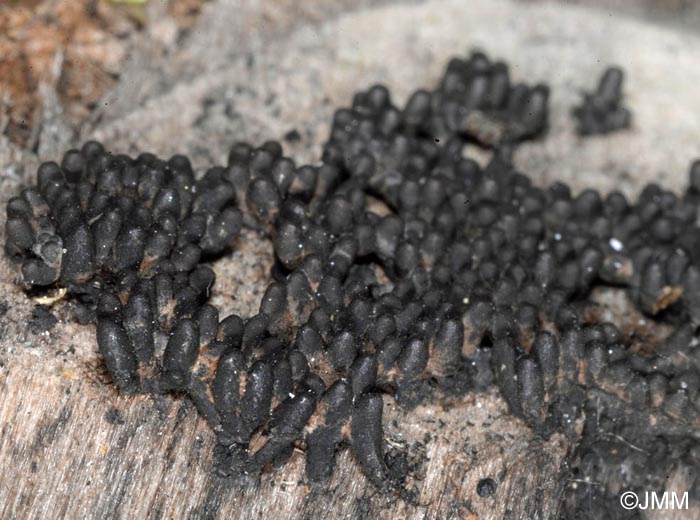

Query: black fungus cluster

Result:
[573,66,631,136]
[5,51,700,515]
[5,143,243,290]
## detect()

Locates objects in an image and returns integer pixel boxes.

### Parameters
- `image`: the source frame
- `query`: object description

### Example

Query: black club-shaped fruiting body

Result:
[573,66,631,136]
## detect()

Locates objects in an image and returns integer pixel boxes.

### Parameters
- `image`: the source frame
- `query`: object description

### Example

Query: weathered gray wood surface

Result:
[2,1,700,518]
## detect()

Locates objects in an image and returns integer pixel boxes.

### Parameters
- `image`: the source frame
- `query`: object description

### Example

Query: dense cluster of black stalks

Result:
[5,54,698,517]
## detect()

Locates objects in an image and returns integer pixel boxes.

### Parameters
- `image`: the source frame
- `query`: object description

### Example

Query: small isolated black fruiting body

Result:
[573,66,631,136]
[7,52,700,512]
[477,477,498,498]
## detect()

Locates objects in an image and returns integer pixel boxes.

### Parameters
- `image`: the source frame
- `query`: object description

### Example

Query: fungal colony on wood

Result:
[5,53,699,516]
